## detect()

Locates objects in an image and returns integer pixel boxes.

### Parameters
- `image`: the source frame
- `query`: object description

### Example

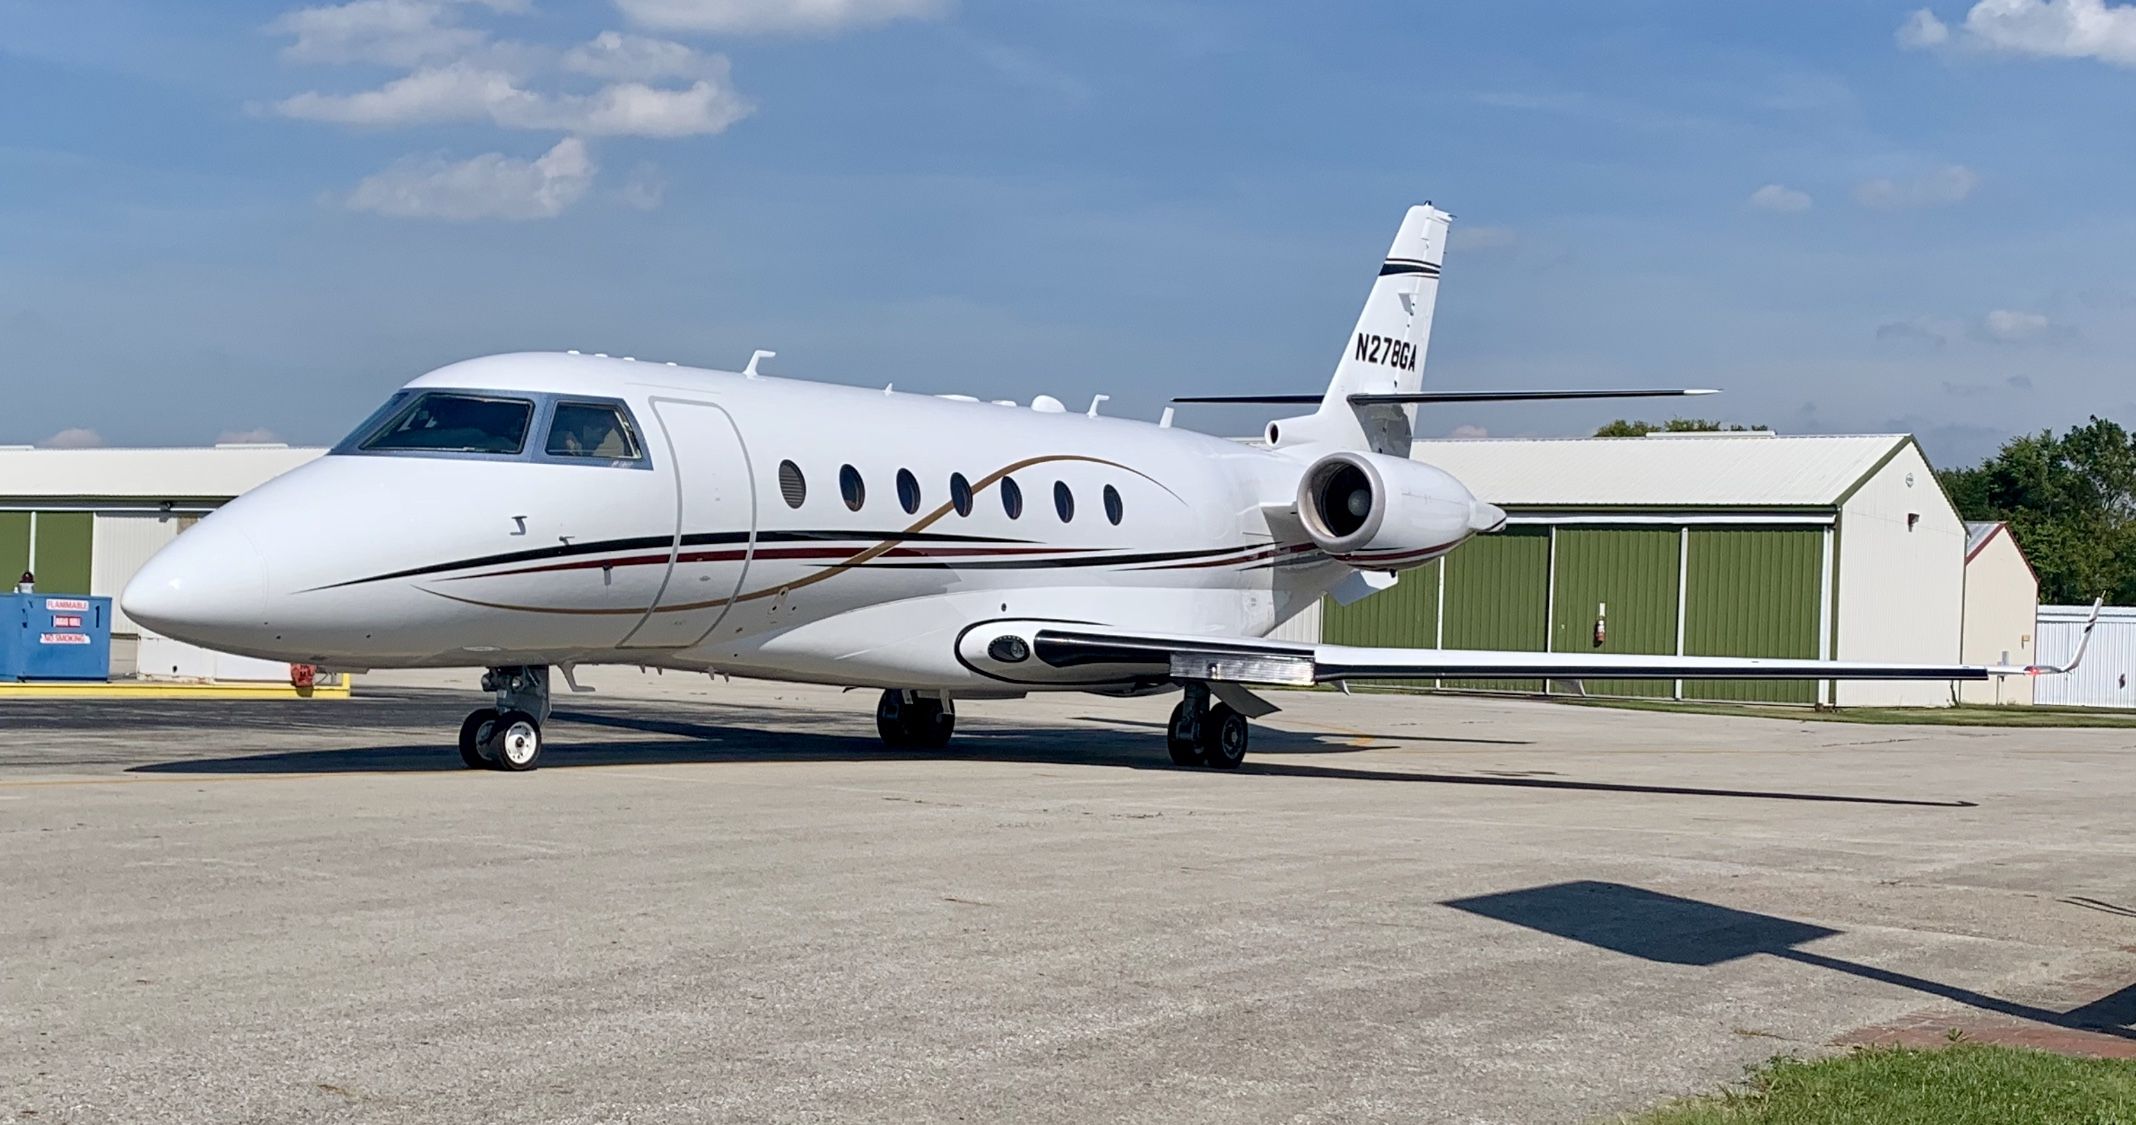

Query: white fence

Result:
[2035,604,2136,709]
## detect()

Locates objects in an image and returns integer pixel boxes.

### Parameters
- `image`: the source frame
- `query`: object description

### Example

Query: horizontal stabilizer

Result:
[1350,388,1717,405]
[1174,388,1718,406]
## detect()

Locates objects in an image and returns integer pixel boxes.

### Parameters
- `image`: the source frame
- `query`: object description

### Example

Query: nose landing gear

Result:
[457,666,551,771]
[1166,682,1249,770]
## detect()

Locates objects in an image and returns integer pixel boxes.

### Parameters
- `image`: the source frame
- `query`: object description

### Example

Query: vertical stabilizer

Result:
[1275,204,1452,454]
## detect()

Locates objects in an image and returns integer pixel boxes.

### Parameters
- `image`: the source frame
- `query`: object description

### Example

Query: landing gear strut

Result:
[877,689,955,749]
[458,666,551,771]
[1166,682,1248,770]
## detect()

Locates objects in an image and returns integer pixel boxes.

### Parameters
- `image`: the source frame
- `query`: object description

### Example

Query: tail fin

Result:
[1278,204,1452,454]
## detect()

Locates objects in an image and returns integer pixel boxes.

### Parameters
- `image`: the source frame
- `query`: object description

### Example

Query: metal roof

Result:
[0,447,326,500]
[1408,433,1912,508]
[1964,521,2003,559]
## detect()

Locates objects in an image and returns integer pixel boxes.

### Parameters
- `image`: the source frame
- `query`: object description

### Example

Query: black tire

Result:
[876,690,912,748]
[458,707,500,769]
[488,709,543,772]
[1201,704,1248,770]
[911,700,955,750]
[1166,700,1203,767]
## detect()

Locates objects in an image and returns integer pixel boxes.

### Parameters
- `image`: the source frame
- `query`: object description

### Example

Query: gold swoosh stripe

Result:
[417,453,1180,616]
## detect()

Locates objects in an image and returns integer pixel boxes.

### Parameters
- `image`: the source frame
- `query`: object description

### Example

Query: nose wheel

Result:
[458,666,552,771]
[1166,684,1248,770]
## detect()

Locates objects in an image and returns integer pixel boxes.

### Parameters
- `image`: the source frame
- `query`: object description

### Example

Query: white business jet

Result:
[121,205,2094,771]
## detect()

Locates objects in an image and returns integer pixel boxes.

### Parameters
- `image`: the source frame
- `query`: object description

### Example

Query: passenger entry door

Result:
[619,398,756,649]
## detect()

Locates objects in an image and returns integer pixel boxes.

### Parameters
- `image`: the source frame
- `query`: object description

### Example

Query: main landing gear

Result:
[458,665,552,771]
[1165,682,1248,770]
[876,689,956,749]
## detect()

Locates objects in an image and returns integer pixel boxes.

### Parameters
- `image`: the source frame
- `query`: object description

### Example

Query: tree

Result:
[1936,417,2136,605]
[1594,418,1770,437]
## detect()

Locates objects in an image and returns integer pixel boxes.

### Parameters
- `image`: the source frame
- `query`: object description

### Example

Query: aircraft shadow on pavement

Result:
[1443,880,2136,1040]
[126,709,1972,807]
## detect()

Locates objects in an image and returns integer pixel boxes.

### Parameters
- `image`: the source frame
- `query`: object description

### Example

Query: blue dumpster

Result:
[0,593,113,681]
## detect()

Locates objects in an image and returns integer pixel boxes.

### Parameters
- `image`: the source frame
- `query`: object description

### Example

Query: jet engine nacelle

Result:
[1296,451,1507,570]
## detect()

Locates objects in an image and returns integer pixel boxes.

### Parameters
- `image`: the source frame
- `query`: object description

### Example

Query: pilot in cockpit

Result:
[551,405,632,458]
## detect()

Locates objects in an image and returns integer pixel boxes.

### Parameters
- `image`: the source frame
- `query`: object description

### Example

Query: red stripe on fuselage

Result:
[449,543,1098,581]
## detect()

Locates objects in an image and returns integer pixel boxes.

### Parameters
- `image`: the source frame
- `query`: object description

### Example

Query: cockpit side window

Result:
[360,393,534,454]
[545,402,643,460]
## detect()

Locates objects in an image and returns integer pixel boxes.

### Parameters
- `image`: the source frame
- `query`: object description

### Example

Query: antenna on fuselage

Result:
[743,349,776,378]
[1087,394,1110,418]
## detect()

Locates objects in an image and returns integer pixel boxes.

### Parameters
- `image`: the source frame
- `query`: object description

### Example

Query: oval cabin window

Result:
[949,473,973,517]
[778,460,806,509]
[1054,481,1075,523]
[839,465,866,511]
[897,469,921,515]
[1103,484,1124,526]
[1000,476,1023,519]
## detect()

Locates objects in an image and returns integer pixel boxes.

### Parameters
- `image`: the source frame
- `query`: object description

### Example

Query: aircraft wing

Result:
[1024,604,2099,689]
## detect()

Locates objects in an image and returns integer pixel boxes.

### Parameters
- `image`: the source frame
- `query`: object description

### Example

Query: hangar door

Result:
[0,512,92,596]
[1549,528,1681,699]
[1682,528,1823,704]
[1441,527,1550,693]
[1321,557,1441,650]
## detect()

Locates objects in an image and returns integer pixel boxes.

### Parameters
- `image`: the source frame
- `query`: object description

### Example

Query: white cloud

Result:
[1446,424,1490,440]
[1876,315,1963,346]
[1747,183,1813,213]
[615,0,950,35]
[544,79,751,137]
[41,427,105,449]
[1854,164,1978,209]
[1876,309,2069,346]
[563,31,722,81]
[215,428,286,445]
[344,137,597,220]
[1450,225,1519,251]
[616,162,668,210]
[270,0,526,67]
[1982,308,2054,341]
[266,0,759,220]
[273,63,751,137]
[1897,0,2136,66]
[1897,9,1952,48]
[274,64,532,126]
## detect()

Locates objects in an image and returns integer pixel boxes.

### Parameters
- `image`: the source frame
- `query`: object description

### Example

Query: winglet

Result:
[2026,596,2105,676]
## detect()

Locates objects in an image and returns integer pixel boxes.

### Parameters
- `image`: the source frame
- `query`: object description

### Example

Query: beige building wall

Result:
[1833,442,1966,707]
[1958,527,2038,706]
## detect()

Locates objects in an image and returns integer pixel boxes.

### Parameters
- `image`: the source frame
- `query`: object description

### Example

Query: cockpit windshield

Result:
[545,402,643,460]
[359,393,534,454]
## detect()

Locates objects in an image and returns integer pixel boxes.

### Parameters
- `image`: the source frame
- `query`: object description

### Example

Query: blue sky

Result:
[4,0,2134,466]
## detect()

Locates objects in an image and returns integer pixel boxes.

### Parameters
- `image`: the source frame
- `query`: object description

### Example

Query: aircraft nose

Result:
[121,520,270,645]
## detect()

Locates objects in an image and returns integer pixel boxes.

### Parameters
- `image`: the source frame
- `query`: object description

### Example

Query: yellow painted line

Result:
[0,680,352,700]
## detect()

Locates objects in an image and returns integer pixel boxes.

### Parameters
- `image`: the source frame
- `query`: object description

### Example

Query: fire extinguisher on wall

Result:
[1593,602,1607,648]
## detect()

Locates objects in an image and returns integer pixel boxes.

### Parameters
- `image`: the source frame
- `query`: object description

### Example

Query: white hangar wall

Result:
[1958,524,2038,707]
[1831,441,1966,707]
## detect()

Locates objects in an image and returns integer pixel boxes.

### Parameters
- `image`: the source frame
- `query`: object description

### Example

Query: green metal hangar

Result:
[1319,432,1977,706]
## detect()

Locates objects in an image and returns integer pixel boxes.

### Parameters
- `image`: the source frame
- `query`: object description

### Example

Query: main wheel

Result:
[877,691,956,749]
[1166,700,1204,767]
[1201,704,1249,770]
[458,707,500,769]
[876,690,913,748]
[487,709,543,771]
[909,699,955,750]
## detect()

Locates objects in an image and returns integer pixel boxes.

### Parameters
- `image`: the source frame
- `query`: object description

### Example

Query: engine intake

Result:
[1297,451,1504,568]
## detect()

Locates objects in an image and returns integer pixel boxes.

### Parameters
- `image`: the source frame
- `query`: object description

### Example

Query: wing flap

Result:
[1028,626,2066,687]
